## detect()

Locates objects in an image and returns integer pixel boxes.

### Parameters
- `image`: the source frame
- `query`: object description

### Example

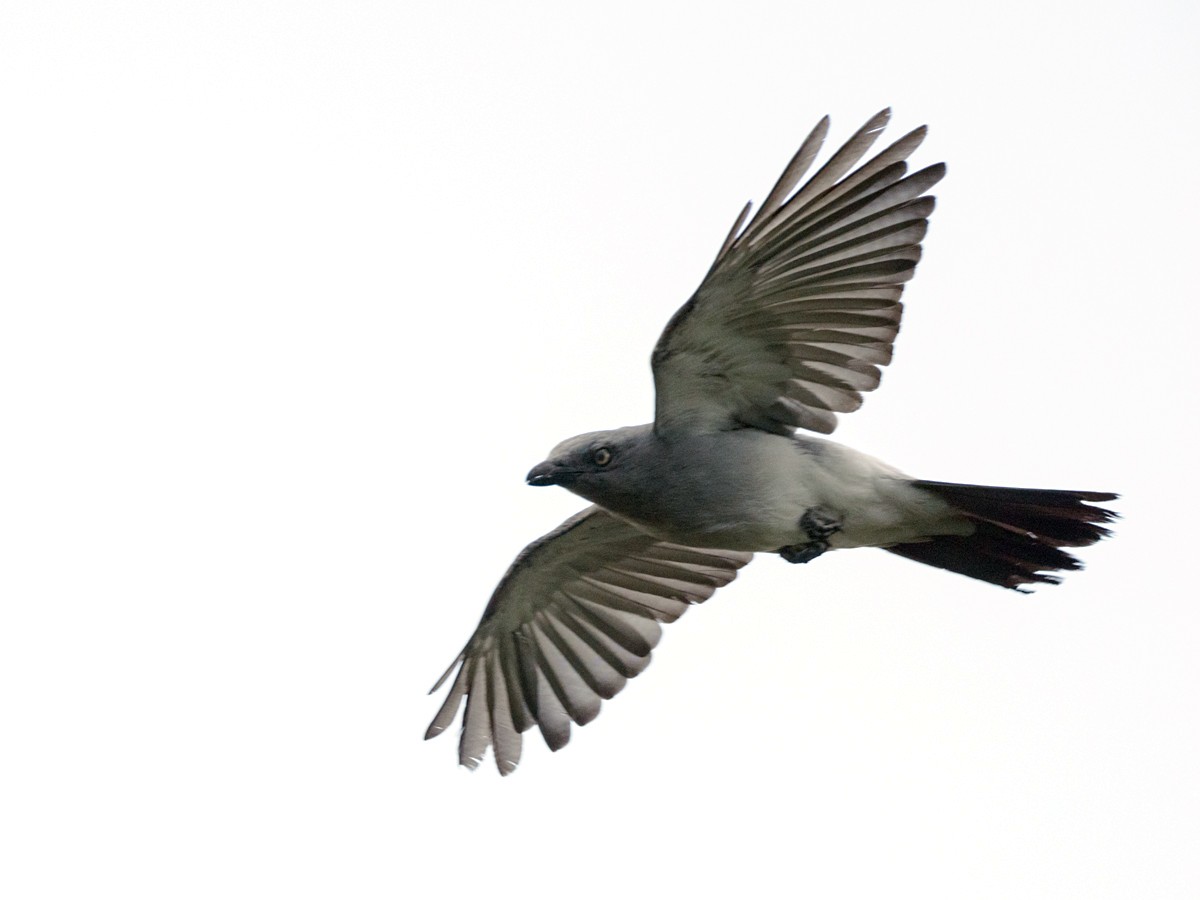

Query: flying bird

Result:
[425,109,1117,775]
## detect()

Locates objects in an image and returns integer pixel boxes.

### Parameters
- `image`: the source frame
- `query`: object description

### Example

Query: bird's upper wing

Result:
[652,109,945,437]
[425,506,753,774]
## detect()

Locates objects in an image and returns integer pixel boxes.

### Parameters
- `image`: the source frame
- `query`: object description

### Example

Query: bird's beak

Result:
[526,460,566,487]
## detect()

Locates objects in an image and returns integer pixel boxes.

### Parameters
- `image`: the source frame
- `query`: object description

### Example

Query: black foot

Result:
[778,541,828,564]
[777,507,842,565]
[800,507,841,541]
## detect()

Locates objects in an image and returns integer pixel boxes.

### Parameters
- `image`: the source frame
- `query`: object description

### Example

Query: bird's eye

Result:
[593,447,612,466]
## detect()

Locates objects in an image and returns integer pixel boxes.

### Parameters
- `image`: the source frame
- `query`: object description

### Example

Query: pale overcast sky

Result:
[3,2,1198,898]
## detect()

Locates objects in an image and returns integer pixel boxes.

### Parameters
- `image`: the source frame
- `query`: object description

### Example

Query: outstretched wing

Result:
[652,108,945,437]
[425,506,753,774]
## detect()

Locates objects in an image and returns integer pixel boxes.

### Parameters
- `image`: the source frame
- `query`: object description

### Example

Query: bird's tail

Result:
[885,480,1118,591]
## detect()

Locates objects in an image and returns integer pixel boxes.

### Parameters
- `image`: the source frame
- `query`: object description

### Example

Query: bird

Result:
[425,109,1117,775]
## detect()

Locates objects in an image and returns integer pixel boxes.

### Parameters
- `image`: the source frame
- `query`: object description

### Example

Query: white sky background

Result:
[2,1,1197,897]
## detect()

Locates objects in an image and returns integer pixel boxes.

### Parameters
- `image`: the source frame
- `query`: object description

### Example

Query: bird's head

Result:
[525,425,652,501]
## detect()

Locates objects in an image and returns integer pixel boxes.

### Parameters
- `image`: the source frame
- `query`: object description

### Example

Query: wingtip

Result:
[429,651,466,694]
[918,161,949,186]
[459,753,483,771]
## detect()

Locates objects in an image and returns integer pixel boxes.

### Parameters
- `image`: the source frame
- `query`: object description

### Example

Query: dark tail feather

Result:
[885,481,1118,591]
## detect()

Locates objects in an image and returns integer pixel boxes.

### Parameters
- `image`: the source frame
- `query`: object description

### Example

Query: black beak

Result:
[526,460,560,487]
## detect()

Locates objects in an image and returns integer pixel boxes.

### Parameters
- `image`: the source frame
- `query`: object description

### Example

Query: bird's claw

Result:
[778,541,828,564]
[800,507,841,540]
[777,508,842,564]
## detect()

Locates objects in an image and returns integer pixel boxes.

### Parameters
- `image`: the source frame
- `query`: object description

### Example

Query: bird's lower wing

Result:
[425,506,753,775]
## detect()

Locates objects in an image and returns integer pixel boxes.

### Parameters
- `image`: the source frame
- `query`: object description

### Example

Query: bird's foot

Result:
[800,507,841,540]
[777,507,842,565]
[778,542,828,564]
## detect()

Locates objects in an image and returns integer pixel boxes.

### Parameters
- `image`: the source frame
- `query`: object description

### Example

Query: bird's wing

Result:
[425,506,753,774]
[652,108,945,437]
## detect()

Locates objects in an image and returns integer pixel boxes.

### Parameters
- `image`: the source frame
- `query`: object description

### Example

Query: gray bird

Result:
[425,109,1117,775]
